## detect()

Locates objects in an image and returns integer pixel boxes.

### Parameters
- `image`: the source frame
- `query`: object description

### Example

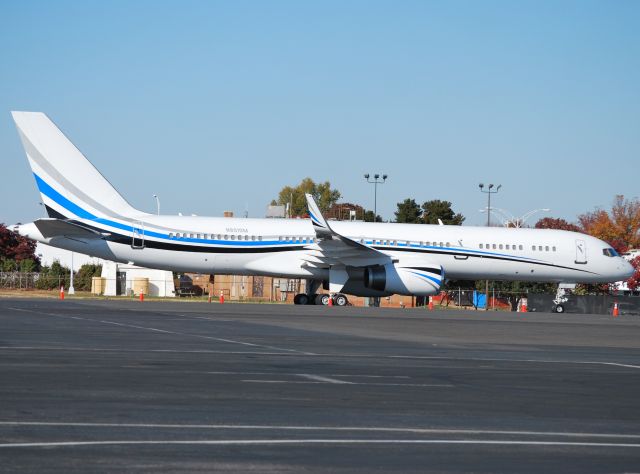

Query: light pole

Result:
[153,194,160,215]
[68,251,75,295]
[479,183,501,310]
[364,173,387,221]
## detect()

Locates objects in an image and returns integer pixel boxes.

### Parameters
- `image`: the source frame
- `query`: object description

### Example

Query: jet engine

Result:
[364,263,444,296]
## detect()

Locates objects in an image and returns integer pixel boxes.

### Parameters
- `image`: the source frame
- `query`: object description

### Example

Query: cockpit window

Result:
[602,248,619,257]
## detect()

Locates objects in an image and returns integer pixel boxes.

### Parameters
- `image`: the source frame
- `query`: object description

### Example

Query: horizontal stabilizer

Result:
[34,219,106,239]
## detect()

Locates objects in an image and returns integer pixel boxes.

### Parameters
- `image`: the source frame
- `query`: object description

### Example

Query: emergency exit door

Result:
[575,239,587,264]
[132,222,145,249]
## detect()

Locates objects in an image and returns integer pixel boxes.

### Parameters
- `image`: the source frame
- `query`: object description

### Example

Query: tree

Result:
[363,210,383,223]
[36,261,70,290]
[626,256,640,291]
[394,198,422,223]
[578,195,640,254]
[75,264,103,291]
[0,223,41,271]
[421,200,465,225]
[275,178,341,217]
[534,217,581,232]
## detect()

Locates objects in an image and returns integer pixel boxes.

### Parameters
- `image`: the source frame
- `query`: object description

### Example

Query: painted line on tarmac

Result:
[8,307,313,355]
[1,342,638,373]
[296,374,354,384]
[1,439,640,448]
[241,380,453,387]
[206,371,410,379]
[389,355,640,370]
[1,422,639,439]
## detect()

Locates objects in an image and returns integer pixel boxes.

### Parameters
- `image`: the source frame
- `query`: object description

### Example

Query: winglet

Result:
[305,193,333,238]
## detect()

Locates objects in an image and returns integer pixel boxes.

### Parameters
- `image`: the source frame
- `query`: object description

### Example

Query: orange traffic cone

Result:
[328,294,333,307]
[613,302,619,317]
[520,299,527,313]
[219,290,224,304]
[139,292,144,302]
[59,286,65,300]
[428,296,434,311]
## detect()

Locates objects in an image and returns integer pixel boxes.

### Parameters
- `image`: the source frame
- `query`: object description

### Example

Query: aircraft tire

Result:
[554,304,565,313]
[315,294,330,306]
[334,294,348,306]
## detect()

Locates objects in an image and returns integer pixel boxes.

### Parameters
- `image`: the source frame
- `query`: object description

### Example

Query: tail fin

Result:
[11,111,142,220]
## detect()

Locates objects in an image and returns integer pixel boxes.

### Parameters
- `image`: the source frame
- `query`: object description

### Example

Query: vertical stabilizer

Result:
[11,111,143,220]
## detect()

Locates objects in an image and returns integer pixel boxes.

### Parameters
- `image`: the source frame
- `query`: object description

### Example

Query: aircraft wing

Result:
[303,194,391,267]
[34,218,107,239]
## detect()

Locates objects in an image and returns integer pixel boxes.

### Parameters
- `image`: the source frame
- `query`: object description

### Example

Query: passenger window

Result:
[532,245,536,251]
[440,242,444,247]
[492,244,496,249]
[519,245,523,250]
[538,245,543,251]
[505,245,509,250]
[552,246,556,251]
[479,244,484,249]
[446,242,450,247]
[258,236,263,241]
[545,246,549,251]
[499,244,503,250]
[169,233,174,238]
[224,235,228,240]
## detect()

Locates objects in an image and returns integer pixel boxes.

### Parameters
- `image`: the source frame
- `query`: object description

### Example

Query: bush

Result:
[74,264,102,291]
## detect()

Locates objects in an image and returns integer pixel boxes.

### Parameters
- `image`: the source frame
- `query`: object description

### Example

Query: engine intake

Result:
[364,263,443,296]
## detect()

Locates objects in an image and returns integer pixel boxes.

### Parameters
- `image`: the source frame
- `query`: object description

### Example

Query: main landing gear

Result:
[293,293,349,306]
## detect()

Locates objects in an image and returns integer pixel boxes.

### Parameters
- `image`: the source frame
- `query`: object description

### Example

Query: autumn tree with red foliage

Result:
[0,223,40,270]
[578,195,640,254]
[534,217,581,232]
[626,256,640,291]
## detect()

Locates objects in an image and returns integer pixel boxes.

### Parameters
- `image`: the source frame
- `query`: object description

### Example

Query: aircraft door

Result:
[132,222,145,249]
[575,239,587,264]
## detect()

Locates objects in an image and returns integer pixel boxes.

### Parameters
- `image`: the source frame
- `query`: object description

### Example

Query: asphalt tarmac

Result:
[1,298,639,473]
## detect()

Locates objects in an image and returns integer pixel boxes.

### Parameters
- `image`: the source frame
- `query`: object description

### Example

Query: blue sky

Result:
[1,0,638,226]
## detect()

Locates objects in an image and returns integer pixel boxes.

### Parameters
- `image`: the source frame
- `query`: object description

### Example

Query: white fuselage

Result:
[17,214,634,288]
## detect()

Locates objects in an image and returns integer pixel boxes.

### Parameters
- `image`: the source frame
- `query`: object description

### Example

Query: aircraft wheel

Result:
[307,294,318,305]
[334,294,348,306]
[315,294,330,306]
[294,294,309,305]
[554,304,565,313]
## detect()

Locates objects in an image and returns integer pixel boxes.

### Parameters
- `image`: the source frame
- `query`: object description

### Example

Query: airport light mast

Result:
[364,173,387,221]
[479,183,501,310]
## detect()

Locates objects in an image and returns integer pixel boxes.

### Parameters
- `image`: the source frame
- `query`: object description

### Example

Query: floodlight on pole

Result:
[364,173,388,221]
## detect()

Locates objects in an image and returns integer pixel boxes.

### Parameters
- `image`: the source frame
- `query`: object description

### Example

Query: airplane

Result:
[10,111,634,306]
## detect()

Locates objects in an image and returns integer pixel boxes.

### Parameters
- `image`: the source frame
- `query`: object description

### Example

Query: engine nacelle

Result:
[364,263,444,296]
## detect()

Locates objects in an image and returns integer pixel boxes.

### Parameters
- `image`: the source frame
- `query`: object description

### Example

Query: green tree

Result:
[421,200,465,225]
[36,261,70,290]
[75,264,103,291]
[275,178,341,217]
[394,198,422,223]
[363,210,383,223]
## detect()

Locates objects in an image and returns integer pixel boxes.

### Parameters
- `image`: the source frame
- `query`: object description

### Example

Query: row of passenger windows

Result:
[479,243,557,252]
[169,232,263,241]
[366,240,450,247]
